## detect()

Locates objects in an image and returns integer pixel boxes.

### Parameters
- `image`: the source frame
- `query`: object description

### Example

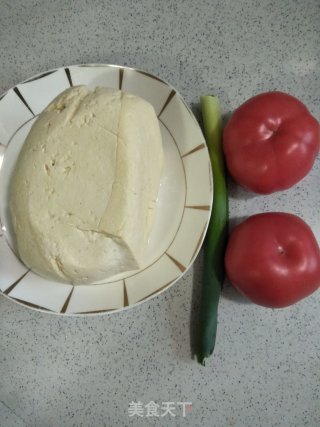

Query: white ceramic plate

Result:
[0,64,213,315]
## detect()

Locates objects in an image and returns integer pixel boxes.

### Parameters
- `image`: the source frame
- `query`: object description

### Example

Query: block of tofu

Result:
[9,86,163,284]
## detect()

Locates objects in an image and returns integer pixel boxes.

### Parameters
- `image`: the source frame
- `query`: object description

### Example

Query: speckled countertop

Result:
[0,1,320,426]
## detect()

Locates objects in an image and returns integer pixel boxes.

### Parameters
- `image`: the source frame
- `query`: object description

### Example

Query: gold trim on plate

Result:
[181,143,206,158]
[119,67,124,90]
[60,286,74,313]
[3,269,30,295]
[23,70,57,83]
[165,253,186,272]
[65,67,73,87]
[13,87,35,116]
[185,205,210,211]
[123,280,129,306]
[158,89,176,117]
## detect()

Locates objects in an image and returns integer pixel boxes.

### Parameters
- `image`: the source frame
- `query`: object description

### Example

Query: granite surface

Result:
[0,0,320,426]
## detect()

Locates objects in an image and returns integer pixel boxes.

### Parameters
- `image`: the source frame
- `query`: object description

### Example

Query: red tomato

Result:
[223,92,320,194]
[225,213,320,308]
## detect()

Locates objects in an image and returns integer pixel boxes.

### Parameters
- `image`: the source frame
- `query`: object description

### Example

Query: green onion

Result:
[197,95,228,365]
